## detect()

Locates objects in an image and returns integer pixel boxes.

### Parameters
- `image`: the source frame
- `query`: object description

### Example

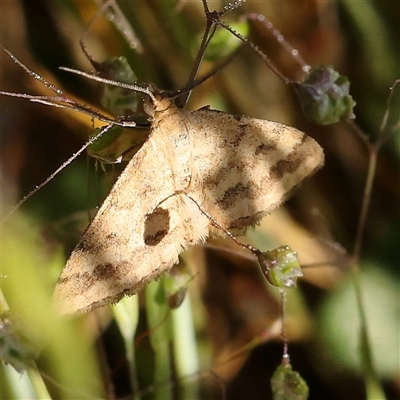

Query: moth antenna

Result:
[3,124,115,222]
[0,91,135,128]
[0,45,63,96]
[0,47,138,127]
[59,66,157,104]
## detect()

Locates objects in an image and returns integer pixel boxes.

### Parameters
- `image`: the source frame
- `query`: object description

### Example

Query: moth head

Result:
[143,95,174,118]
[143,99,156,117]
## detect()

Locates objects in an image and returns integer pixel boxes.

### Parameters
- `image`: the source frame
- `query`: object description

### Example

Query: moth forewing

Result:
[183,107,324,234]
[53,96,324,315]
[53,97,210,315]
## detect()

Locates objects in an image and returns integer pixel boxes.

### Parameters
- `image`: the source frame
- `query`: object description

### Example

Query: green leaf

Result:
[87,125,150,164]
[87,57,149,164]
[96,56,139,118]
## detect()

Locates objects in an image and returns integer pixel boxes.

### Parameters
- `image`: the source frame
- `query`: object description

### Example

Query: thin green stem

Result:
[348,121,387,399]
[352,149,378,263]
[27,367,53,399]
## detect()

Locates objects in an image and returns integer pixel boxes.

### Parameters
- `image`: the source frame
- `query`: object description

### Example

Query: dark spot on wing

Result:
[57,271,93,290]
[229,120,247,148]
[93,263,118,280]
[299,132,308,144]
[204,167,229,190]
[144,207,170,245]
[217,182,258,210]
[75,231,118,254]
[269,158,301,181]
[228,211,264,231]
[255,142,277,156]
[57,261,130,292]
[76,238,101,253]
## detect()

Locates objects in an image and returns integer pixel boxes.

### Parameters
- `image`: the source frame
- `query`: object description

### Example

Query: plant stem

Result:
[352,149,377,263]
[112,296,140,399]
[146,281,173,400]
[172,293,200,400]
[348,119,387,399]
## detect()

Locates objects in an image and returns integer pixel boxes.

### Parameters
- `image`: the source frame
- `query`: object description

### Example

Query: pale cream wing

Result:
[182,107,324,234]
[53,107,209,315]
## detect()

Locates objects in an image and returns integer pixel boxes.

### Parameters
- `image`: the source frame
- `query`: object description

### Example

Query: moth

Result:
[51,81,324,314]
[0,2,324,315]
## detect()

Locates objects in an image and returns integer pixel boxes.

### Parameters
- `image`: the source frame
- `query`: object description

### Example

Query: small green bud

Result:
[257,245,303,288]
[295,65,356,125]
[271,362,309,400]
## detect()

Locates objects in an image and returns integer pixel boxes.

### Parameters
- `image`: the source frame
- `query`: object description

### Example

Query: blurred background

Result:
[0,1,399,399]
